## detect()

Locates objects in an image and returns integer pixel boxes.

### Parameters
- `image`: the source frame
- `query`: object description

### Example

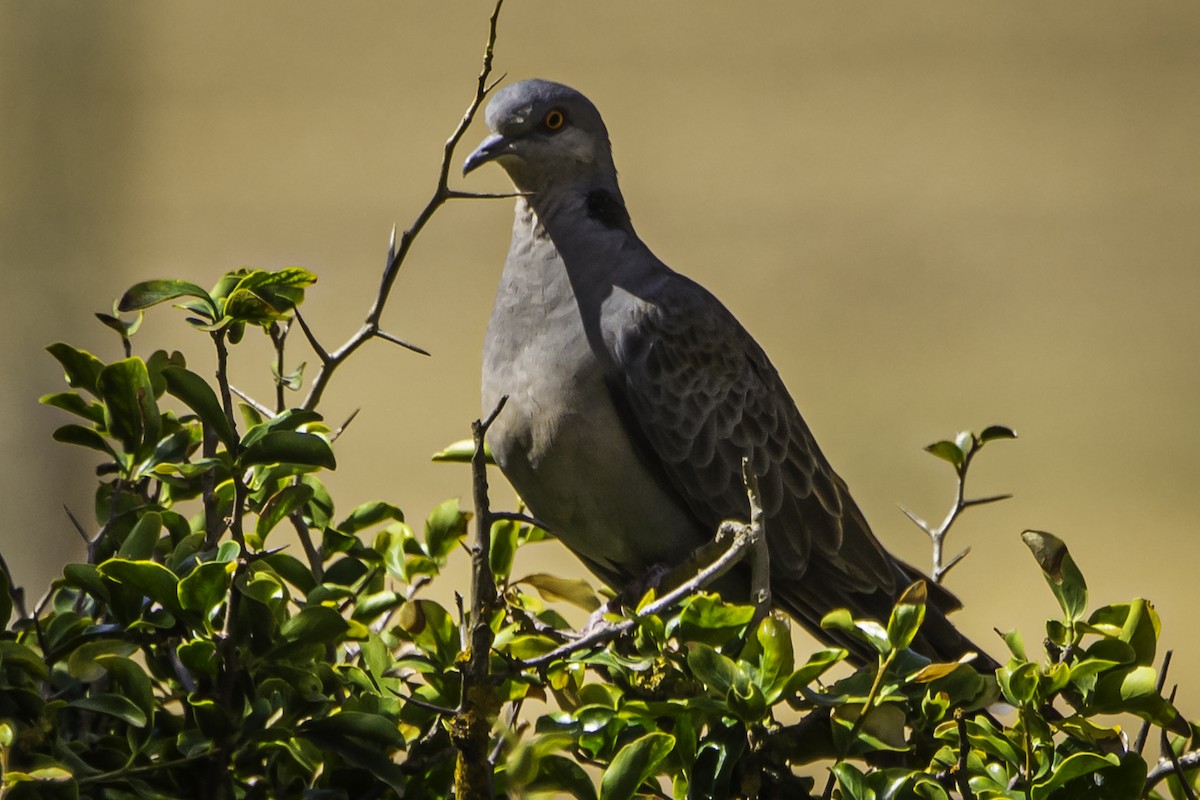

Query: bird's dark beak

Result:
[463,133,511,176]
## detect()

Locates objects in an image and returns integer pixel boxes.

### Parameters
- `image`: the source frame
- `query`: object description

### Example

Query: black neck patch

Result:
[586,189,631,230]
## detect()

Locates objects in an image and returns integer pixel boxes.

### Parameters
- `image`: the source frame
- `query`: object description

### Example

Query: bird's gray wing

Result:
[605,273,901,601]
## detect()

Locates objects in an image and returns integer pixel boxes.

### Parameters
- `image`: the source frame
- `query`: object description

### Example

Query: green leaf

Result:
[887,580,927,651]
[599,732,675,800]
[687,642,741,696]
[526,754,599,800]
[279,605,350,647]
[924,438,965,471]
[176,639,218,679]
[489,518,519,579]
[52,424,118,457]
[300,711,405,749]
[424,498,470,561]
[97,357,161,459]
[1030,752,1118,800]
[178,561,233,619]
[68,693,147,727]
[979,424,1017,443]
[241,430,335,469]
[46,342,105,395]
[254,483,314,546]
[40,391,105,424]
[338,501,404,534]
[222,267,316,323]
[1021,530,1087,621]
[519,573,600,612]
[751,614,793,698]
[162,366,238,451]
[821,608,890,655]
[95,654,154,725]
[97,558,182,616]
[831,762,873,800]
[430,438,495,464]
[118,279,218,317]
[117,511,162,560]
[66,639,138,683]
[674,594,756,645]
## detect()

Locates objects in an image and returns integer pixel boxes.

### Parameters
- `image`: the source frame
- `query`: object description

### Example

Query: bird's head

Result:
[463,79,617,195]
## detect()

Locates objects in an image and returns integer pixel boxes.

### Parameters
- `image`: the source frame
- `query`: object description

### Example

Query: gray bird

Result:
[464,78,994,668]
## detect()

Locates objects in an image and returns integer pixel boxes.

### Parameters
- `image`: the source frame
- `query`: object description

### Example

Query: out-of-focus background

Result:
[3,2,1197,694]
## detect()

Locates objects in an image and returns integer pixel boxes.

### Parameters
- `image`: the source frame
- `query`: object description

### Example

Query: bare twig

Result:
[329,407,362,443]
[300,0,507,412]
[229,384,273,419]
[373,329,431,357]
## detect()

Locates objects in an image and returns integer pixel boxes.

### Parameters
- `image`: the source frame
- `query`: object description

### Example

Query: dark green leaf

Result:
[68,693,147,727]
[97,558,182,616]
[52,424,117,457]
[599,732,674,800]
[118,279,218,316]
[176,639,218,679]
[489,518,519,579]
[424,498,469,561]
[95,654,154,724]
[117,511,162,560]
[241,430,335,469]
[338,501,405,534]
[1030,752,1118,800]
[526,754,599,800]
[97,357,161,459]
[279,605,350,646]
[254,483,314,545]
[162,366,238,451]
[979,424,1017,443]
[40,391,105,424]
[301,711,405,749]
[46,342,106,395]
[177,561,233,619]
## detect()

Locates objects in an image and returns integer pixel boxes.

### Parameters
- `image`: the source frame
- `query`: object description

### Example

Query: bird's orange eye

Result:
[542,108,566,132]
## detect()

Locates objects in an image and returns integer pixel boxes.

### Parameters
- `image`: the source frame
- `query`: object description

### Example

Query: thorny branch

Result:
[300,0,512,413]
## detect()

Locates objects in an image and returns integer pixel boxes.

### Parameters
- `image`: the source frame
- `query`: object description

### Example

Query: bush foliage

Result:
[2,7,1197,799]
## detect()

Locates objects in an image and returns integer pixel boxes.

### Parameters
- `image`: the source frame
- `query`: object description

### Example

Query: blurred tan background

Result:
[3,2,1198,703]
